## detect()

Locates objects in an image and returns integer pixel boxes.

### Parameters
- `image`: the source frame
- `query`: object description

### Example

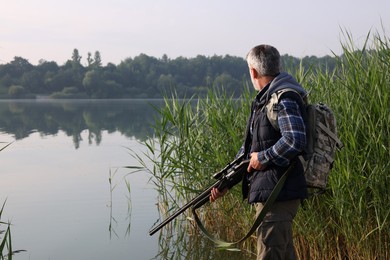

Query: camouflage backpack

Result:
[266,88,343,192]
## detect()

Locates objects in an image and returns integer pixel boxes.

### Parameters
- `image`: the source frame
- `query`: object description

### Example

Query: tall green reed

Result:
[133,30,389,259]
[293,30,389,259]
[130,87,258,257]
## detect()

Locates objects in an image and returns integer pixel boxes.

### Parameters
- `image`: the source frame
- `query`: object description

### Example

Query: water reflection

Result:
[0,99,163,148]
[154,224,257,259]
[149,185,257,259]
[108,168,132,239]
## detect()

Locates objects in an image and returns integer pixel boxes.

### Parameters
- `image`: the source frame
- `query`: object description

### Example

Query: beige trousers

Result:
[255,199,300,260]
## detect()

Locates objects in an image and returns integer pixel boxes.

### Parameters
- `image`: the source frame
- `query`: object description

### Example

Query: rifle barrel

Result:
[148,155,246,236]
[148,180,221,236]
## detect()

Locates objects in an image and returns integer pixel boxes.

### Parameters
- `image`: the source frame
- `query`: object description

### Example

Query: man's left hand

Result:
[247,152,265,172]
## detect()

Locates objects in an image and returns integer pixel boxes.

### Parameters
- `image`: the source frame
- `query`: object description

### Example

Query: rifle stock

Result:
[148,155,249,236]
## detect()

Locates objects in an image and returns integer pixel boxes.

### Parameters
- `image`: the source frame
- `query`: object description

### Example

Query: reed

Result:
[132,88,258,257]
[135,30,389,259]
[0,200,13,260]
[293,30,389,259]
[1,143,13,260]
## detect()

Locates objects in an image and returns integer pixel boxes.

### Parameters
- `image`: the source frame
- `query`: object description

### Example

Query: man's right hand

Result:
[210,187,228,202]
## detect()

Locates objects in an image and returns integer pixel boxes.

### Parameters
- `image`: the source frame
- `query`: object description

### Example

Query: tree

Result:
[8,85,26,98]
[161,54,169,63]
[46,69,76,92]
[83,70,101,97]
[3,57,34,78]
[93,51,102,68]
[72,49,82,65]
[213,73,241,96]
[103,80,123,98]
[87,52,94,68]
[69,49,85,90]
[0,74,14,88]
[37,60,59,74]
[157,74,175,93]
[21,70,43,93]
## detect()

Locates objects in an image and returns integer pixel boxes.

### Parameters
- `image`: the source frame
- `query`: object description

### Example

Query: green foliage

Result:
[136,30,389,259]
[0,49,339,99]
[7,85,26,98]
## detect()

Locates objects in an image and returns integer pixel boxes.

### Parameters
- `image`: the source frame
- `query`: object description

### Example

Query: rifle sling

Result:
[191,162,295,248]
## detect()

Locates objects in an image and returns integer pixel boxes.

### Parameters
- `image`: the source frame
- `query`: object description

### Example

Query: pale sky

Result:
[1,0,389,65]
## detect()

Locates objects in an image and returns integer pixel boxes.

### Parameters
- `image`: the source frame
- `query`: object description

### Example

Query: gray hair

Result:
[246,44,281,76]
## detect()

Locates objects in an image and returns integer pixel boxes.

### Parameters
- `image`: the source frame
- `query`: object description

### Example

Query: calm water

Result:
[0,99,161,260]
[0,99,255,260]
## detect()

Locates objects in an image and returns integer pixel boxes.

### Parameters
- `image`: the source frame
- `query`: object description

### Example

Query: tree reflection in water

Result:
[0,99,163,148]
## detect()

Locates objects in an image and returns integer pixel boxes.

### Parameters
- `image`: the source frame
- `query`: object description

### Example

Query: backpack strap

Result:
[317,117,344,149]
[265,88,305,131]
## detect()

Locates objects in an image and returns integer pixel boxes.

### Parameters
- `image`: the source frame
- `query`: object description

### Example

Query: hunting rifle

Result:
[149,154,249,236]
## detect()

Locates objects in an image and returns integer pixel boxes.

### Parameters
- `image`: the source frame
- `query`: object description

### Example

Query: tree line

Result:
[0,49,337,99]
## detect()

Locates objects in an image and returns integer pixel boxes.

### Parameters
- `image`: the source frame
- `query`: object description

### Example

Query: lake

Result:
[0,99,255,260]
[0,99,163,259]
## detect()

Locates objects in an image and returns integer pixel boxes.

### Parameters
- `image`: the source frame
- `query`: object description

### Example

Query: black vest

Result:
[242,87,308,203]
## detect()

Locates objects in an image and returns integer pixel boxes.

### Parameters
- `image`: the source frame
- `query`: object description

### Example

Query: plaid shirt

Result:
[258,98,306,167]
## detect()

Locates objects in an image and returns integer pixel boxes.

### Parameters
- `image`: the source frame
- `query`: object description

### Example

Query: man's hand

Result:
[210,187,228,202]
[247,152,265,172]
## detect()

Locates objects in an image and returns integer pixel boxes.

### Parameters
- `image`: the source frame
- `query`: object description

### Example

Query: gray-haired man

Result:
[211,44,308,259]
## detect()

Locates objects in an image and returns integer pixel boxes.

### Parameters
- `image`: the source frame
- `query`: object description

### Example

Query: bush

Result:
[8,85,26,98]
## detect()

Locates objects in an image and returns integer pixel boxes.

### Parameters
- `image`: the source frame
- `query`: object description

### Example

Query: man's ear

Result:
[250,67,259,79]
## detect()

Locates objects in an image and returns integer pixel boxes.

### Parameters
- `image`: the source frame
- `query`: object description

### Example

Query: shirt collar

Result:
[255,82,271,102]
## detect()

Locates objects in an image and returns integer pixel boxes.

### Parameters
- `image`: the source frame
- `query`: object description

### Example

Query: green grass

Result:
[133,30,389,259]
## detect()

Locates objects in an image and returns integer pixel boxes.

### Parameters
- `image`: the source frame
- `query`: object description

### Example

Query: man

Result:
[210,44,308,259]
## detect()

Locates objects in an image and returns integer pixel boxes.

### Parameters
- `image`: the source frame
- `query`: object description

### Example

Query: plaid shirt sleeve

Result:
[258,98,306,167]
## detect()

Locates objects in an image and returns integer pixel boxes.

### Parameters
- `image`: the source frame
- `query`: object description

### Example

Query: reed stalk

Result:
[1,143,13,260]
[0,200,13,260]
